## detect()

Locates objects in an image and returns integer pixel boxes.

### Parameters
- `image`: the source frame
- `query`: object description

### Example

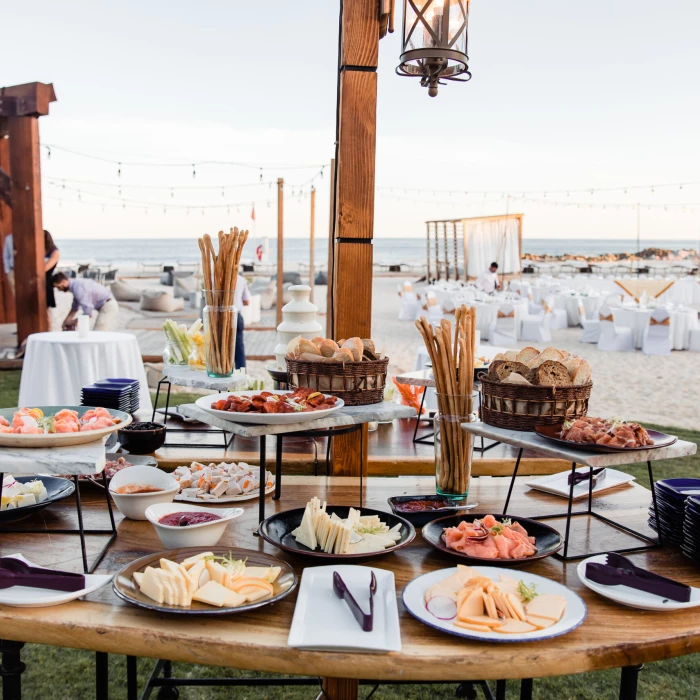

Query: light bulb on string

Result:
[259,168,263,182]
[192,165,196,179]
[117,162,121,177]
[163,207,166,214]
[47,147,51,160]
[78,190,81,201]
[62,180,65,190]
[221,188,225,198]
[118,187,122,196]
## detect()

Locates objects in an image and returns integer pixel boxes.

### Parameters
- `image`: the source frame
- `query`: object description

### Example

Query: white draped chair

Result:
[488,303,518,346]
[578,300,601,343]
[689,328,700,352]
[597,305,635,352]
[520,304,552,342]
[543,295,568,330]
[642,308,672,356]
[398,282,420,321]
[425,291,443,326]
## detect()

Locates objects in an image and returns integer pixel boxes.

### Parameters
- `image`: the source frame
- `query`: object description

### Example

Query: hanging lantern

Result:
[397,0,471,97]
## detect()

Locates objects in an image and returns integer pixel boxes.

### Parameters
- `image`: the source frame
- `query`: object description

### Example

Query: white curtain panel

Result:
[464,218,521,277]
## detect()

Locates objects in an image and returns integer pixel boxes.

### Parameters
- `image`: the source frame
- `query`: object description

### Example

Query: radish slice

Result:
[426,596,457,620]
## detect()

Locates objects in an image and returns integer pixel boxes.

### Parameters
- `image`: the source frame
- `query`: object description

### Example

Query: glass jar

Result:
[163,339,187,365]
[203,291,237,378]
[434,392,477,498]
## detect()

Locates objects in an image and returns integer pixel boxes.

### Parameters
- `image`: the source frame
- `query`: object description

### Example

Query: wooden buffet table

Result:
[1,475,700,700]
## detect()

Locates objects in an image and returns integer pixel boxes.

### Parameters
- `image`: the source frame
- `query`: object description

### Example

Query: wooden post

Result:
[276,177,284,325]
[326,158,335,337]
[309,185,315,302]
[329,0,379,479]
[0,121,15,323]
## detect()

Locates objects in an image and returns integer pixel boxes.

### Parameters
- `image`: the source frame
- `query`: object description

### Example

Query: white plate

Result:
[195,391,344,425]
[403,566,586,643]
[577,554,700,611]
[288,564,401,653]
[0,554,113,608]
[174,480,275,503]
[525,468,636,501]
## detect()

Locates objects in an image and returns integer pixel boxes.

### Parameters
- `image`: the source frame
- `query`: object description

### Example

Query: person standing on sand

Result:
[43,230,61,330]
[52,272,119,331]
[233,273,250,369]
[477,262,500,294]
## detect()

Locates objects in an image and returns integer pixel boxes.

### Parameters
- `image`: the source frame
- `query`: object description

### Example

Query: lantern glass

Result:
[398,0,471,96]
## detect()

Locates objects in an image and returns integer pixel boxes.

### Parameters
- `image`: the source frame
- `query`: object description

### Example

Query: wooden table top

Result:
[1,475,699,682]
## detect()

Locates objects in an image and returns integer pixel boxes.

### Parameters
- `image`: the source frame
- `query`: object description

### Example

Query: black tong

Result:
[332,571,376,632]
[0,557,86,592]
[586,553,691,603]
[568,467,605,486]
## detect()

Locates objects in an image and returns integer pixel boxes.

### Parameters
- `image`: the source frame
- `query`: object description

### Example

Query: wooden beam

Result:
[309,186,315,302]
[8,115,47,342]
[0,83,56,117]
[276,177,284,325]
[0,121,15,323]
[325,158,335,337]
[330,0,379,479]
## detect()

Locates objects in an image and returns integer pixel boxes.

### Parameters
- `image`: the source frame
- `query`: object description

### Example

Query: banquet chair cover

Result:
[544,295,568,330]
[578,301,601,343]
[398,291,420,321]
[520,307,552,342]
[689,328,700,353]
[597,306,634,352]
[488,303,517,346]
[642,308,672,356]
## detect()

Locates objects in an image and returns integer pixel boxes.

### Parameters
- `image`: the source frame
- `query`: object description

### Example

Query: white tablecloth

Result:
[613,307,698,350]
[553,294,604,326]
[18,331,152,411]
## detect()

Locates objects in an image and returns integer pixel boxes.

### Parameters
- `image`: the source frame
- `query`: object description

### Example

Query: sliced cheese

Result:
[198,567,211,588]
[139,567,165,604]
[160,570,179,606]
[526,594,566,622]
[482,591,499,620]
[133,571,145,588]
[495,619,537,634]
[181,552,213,570]
[454,621,493,632]
[193,581,244,607]
[455,565,482,586]
[526,614,555,629]
[205,560,228,585]
[457,587,484,620]
[457,614,504,628]
[187,560,207,590]
[244,566,281,583]
[295,504,318,551]
[506,593,527,622]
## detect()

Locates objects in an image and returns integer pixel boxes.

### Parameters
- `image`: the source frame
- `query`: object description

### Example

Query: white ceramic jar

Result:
[274,285,323,368]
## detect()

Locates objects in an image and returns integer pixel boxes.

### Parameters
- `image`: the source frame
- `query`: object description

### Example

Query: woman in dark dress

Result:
[44,230,60,329]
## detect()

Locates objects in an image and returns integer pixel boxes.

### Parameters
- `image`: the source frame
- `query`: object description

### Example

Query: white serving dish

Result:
[109,465,179,520]
[525,468,636,500]
[402,566,587,643]
[174,479,275,504]
[195,390,344,425]
[145,502,243,548]
[577,554,700,611]
[288,564,401,653]
[0,554,113,608]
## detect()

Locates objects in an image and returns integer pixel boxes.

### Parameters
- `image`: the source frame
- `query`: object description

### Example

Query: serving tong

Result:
[332,571,376,632]
[568,467,606,486]
[585,552,691,603]
[0,557,86,592]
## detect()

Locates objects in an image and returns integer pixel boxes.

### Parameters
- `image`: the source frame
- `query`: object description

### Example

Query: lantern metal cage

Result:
[397,0,471,97]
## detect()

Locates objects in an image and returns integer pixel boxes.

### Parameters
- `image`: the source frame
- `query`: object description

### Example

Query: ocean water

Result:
[55,237,698,268]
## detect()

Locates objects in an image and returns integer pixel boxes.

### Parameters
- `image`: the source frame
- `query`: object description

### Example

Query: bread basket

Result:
[285,356,389,406]
[478,374,592,431]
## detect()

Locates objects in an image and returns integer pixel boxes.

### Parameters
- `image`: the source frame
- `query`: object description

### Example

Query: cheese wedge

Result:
[138,567,165,604]
[198,567,211,588]
[241,587,272,603]
[160,570,179,606]
[506,593,527,622]
[526,594,566,622]
[181,552,213,570]
[456,565,482,586]
[454,621,493,632]
[133,571,145,588]
[457,587,484,620]
[526,614,555,629]
[495,619,537,634]
[205,560,228,585]
[244,566,281,583]
[482,591,498,620]
[193,581,245,607]
[295,504,318,551]
[457,614,504,628]
[187,560,207,590]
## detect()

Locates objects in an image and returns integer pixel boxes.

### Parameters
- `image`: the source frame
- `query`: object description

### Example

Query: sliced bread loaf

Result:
[534,360,571,387]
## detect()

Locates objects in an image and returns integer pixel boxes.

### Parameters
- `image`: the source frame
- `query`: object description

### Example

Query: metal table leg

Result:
[0,640,25,700]
[619,664,643,700]
[274,436,283,500]
[95,651,109,699]
[412,389,428,442]
[502,448,523,515]
[258,435,267,529]
[520,678,533,700]
[495,680,506,700]
[126,655,138,700]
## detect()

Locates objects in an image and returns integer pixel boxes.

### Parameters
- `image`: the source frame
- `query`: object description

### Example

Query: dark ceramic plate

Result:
[535,425,677,453]
[422,513,564,564]
[259,506,415,559]
[113,546,297,615]
[387,495,474,528]
[0,476,75,524]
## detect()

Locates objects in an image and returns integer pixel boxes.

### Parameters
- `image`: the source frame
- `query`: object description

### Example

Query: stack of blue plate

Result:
[81,378,139,413]
[648,478,700,547]
[682,496,700,563]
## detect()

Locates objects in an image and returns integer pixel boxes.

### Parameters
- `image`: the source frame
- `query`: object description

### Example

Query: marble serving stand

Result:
[0,439,115,573]
[395,369,500,453]
[153,366,248,449]
[178,401,416,525]
[461,421,698,560]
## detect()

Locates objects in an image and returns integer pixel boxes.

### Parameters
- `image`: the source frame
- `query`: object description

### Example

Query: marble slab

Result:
[178,402,416,438]
[394,370,435,388]
[461,421,697,467]
[0,440,107,476]
[163,365,248,391]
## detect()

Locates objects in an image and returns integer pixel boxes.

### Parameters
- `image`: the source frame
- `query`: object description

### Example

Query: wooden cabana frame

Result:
[426,213,524,282]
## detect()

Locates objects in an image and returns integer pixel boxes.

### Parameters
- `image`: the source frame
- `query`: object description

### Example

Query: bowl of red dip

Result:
[387,495,472,527]
[145,503,244,548]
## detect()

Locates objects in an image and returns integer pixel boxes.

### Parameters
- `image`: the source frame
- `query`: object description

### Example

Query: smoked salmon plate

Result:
[0,407,122,435]
[422,513,563,563]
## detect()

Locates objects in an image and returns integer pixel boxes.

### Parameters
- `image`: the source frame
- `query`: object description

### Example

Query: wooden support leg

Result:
[0,640,25,700]
[321,677,359,700]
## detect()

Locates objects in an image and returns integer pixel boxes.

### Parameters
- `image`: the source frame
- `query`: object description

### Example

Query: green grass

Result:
[1,368,699,699]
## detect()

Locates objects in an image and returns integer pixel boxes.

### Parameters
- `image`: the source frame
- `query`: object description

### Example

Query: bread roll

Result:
[342,337,363,362]
[527,347,565,369]
[298,338,321,356]
[311,337,326,346]
[333,347,354,363]
[491,361,531,382]
[492,353,508,362]
[572,360,592,385]
[362,338,377,360]
[319,339,339,358]
[515,347,540,364]
[299,352,329,363]
[534,360,571,387]
[562,355,581,378]
[504,351,518,361]
[286,335,303,358]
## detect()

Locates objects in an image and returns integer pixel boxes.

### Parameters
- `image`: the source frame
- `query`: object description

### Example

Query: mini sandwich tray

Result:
[113,546,297,615]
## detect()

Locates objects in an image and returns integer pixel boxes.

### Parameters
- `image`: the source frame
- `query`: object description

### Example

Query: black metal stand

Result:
[502,448,662,561]
[152,378,234,449]
[0,640,25,700]
[412,389,435,445]
[0,471,117,574]
[96,651,109,699]
[619,664,643,700]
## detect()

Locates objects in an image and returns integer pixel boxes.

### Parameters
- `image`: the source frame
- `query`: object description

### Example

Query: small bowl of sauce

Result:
[145,503,244,548]
[158,511,222,527]
[387,495,469,527]
[115,484,164,495]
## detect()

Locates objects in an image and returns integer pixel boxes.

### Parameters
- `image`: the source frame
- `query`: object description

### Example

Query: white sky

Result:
[2,0,700,242]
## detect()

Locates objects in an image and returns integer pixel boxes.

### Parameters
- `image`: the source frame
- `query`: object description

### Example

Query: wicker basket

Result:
[478,374,592,431]
[285,356,389,406]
